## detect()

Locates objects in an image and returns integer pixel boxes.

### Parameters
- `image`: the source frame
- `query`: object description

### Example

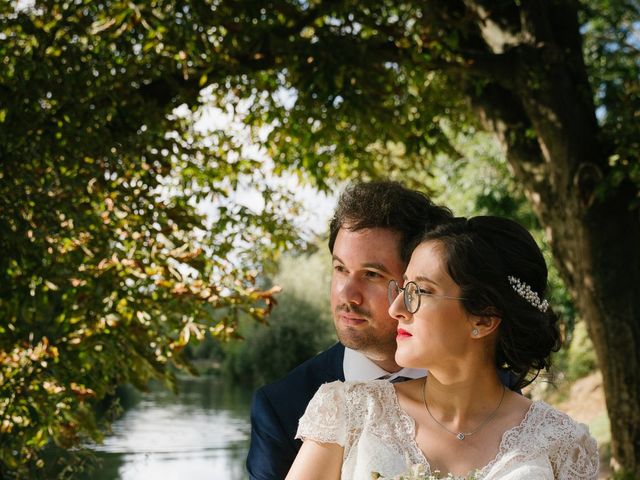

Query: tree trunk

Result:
[460,2,640,474]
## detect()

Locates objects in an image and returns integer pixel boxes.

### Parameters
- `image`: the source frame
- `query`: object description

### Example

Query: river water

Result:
[89,375,254,480]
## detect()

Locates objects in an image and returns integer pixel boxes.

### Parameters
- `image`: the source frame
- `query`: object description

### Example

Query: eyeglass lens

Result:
[388,280,420,314]
[404,282,419,313]
[388,280,400,307]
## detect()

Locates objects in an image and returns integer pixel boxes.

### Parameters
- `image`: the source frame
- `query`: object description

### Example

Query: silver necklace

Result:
[421,377,506,440]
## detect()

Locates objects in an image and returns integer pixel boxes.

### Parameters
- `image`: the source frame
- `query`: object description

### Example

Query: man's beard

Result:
[334,304,379,351]
[334,303,371,319]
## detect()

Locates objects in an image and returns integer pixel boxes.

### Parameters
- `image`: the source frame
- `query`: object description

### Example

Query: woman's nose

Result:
[389,291,409,322]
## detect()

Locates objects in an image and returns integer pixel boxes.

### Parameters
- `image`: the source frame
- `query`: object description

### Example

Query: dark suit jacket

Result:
[246,343,520,480]
[246,342,346,480]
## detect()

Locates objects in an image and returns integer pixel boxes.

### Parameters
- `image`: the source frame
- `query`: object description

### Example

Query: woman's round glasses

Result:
[388,279,466,314]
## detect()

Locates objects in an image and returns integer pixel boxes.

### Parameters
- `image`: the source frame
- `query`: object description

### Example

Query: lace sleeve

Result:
[295,381,348,446]
[555,420,599,479]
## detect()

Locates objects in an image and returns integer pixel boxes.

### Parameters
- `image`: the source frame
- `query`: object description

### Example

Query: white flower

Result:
[371,464,478,480]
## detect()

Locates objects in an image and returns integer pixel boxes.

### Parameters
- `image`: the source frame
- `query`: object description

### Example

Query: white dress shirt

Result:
[343,347,426,382]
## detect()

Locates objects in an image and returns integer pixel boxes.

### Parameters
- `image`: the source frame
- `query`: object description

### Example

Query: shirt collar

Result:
[343,347,426,381]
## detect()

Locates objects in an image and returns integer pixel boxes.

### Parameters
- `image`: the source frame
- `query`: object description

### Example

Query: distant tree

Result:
[222,248,335,386]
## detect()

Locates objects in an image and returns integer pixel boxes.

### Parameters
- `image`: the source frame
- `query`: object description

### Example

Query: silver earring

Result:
[471,328,479,337]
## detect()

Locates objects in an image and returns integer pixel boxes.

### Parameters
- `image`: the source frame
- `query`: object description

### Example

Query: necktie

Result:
[390,376,412,383]
[376,374,412,383]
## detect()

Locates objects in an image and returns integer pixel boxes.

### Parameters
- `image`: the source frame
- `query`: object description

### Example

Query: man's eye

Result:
[364,271,382,278]
[333,265,346,273]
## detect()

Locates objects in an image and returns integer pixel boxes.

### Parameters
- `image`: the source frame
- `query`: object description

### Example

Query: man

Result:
[246,181,454,480]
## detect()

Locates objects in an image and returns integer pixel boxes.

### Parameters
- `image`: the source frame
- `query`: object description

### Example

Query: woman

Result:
[286,216,598,479]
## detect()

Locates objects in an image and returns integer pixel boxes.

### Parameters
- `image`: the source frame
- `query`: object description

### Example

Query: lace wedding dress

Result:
[296,381,598,479]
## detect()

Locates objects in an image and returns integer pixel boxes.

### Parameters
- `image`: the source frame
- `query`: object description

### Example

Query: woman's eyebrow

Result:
[413,274,440,286]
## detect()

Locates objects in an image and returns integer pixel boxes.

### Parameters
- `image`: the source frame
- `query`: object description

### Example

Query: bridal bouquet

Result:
[371,464,478,480]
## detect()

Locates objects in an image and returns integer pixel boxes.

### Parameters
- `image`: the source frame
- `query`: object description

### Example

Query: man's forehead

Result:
[338,225,401,240]
[332,228,405,268]
[334,228,401,249]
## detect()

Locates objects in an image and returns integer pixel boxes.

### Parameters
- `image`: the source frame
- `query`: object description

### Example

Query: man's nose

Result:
[339,276,363,305]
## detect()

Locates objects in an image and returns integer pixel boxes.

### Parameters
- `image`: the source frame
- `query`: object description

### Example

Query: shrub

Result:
[221,249,335,386]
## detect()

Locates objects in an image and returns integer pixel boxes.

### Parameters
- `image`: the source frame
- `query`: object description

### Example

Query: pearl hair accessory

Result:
[508,276,549,312]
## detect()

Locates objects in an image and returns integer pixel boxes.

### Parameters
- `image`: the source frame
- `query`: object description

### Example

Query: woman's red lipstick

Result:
[397,328,412,339]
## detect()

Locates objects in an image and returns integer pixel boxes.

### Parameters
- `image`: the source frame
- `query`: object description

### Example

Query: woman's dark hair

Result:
[328,181,452,263]
[418,216,562,390]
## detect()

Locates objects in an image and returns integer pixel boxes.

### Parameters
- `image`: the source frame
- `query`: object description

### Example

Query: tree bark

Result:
[459,2,640,475]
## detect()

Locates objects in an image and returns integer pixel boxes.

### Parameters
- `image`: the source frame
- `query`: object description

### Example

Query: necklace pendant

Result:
[456,432,465,440]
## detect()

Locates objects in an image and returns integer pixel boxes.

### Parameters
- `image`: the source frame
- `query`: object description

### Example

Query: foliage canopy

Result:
[0,0,303,476]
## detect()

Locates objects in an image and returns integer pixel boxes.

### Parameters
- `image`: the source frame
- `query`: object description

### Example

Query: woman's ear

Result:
[470,312,501,338]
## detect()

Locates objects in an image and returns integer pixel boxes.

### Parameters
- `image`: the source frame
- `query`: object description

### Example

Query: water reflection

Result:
[89,376,252,480]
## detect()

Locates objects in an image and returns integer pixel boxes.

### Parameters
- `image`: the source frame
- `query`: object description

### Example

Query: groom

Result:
[246,181,455,480]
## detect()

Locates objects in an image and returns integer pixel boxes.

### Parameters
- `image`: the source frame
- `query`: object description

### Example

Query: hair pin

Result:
[507,276,549,312]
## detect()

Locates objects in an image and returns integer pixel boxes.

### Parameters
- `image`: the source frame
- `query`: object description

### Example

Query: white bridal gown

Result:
[296,381,598,479]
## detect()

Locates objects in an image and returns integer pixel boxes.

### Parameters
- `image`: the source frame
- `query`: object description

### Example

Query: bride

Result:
[286,216,598,479]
